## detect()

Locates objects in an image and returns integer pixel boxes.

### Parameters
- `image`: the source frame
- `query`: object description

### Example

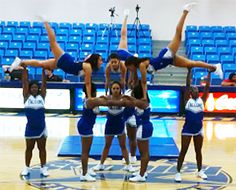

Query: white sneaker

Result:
[123,164,136,172]
[175,172,182,182]
[80,173,96,182]
[133,53,139,57]
[214,63,223,79]
[183,2,196,12]
[88,168,96,176]
[132,171,148,178]
[21,167,30,176]
[130,156,137,164]
[124,9,130,17]
[9,57,21,72]
[93,164,105,171]
[40,166,49,177]
[197,170,207,180]
[129,174,146,182]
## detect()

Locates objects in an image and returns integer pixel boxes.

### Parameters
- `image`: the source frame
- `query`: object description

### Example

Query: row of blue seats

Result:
[186,25,236,33]
[0,21,151,32]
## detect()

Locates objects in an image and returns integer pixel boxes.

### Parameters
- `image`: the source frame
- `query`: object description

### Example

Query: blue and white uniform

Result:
[182,97,204,136]
[24,95,46,139]
[105,105,125,136]
[135,107,153,140]
[117,47,174,73]
[77,100,99,137]
[57,53,84,76]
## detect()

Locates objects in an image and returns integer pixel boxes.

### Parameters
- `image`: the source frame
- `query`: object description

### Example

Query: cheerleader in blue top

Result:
[175,68,212,182]
[20,66,49,177]
[118,3,222,99]
[93,81,135,172]
[10,18,103,99]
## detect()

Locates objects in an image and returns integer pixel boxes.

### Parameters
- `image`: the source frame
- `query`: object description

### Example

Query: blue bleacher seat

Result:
[186,39,201,49]
[72,23,85,30]
[98,23,108,31]
[68,36,82,44]
[12,35,25,43]
[138,30,151,38]
[97,30,109,38]
[23,42,36,51]
[37,42,50,52]
[110,29,120,38]
[2,27,15,36]
[66,73,80,82]
[1,57,14,65]
[56,36,68,44]
[185,32,200,41]
[201,39,215,47]
[198,26,211,33]
[5,49,18,58]
[26,35,39,43]
[83,29,96,38]
[227,32,236,40]
[138,38,151,46]
[189,46,204,57]
[222,63,236,72]
[113,24,122,31]
[19,21,31,28]
[223,26,236,33]
[128,30,136,38]
[128,45,137,54]
[210,26,223,33]
[191,54,206,61]
[56,29,69,36]
[206,55,220,64]
[220,55,234,64]
[81,43,94,52]
[200,32,213,40]
[224,71,234,79]
[83,36,95,45]
[34,50,48,59]
[211,73,222,85]
[67,51,78,60]
[109,44,118,53]
[213,32,226,40]
[193,71,208,85]
[229,40,236,48]
[185,25,198,32]
[79,51,91,61]
[204,47,217,55]
[138,52,152,58]
[40,35,49,43]
[9,42,22,52]
[28,28,41,35]
[215,40,228,47]
[85,23,97,31]
[0,42,9,52]
[6,21,18,28]
[110,37,120,45]
[138,24,150,32]
[53,68,65,79]
[59,22,71,30]
[32,22,43,29]
[15,28,28,36]
[35,68,42,80]
[19,50,33,59]
[138,45,152,54]
[218,47,232,56]
[95,44,108,53]
[97,52,108,62]
[70,29,82,37]
[96,36,109,45]
[50,22,58,30]
[66,43,79,53]
[128,37,136,46]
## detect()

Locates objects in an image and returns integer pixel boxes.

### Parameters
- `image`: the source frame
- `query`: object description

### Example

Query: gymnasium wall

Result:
[0,0,236,40]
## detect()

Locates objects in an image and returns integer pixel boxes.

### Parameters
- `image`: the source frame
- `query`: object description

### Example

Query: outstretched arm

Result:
[22,67,29,101]
[202,71,211,104]
[41,69,47,99]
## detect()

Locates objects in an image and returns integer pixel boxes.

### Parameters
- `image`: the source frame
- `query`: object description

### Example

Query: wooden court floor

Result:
[0,113,236,190]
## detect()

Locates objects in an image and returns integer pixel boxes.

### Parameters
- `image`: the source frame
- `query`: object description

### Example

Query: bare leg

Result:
[118,15,128,50]
[44,22,64,61]
[117,133,129,165]
[25,139,36,167]
[168,10,189,54]
[177,135,192,172]
[126,124,137,157]
[138,140,149,177]
[193,135,203,172]
[81,136,93,175]
[174,55,216,71]
[100,136,114,164]
[37,136,47,167]
[21,59,56,70]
